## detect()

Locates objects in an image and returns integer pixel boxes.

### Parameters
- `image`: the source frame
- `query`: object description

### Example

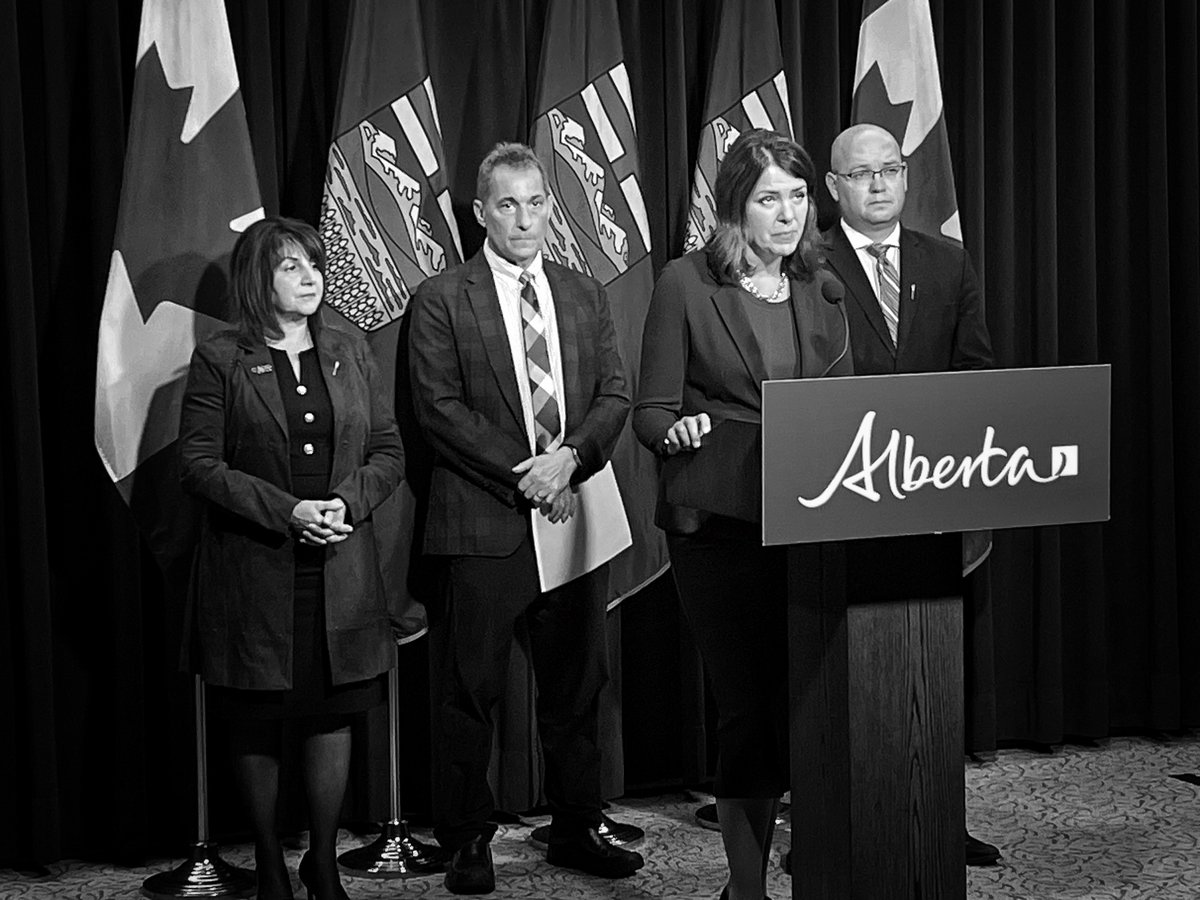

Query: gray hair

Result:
[475,142,548,202]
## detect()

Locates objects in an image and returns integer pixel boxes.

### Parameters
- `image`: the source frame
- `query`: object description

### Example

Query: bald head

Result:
[829,124,899,172]
[825,123,908,240]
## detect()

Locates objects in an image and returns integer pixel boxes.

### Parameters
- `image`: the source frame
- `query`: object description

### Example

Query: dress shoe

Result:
[965,831,1002,866]
[529,813,645,849]
[296,852,349,900]
[546,826,644,878]
[444,836,495,895]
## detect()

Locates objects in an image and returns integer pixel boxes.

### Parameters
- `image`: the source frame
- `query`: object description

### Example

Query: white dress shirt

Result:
[483,241,567,454]
[840,219,902,303]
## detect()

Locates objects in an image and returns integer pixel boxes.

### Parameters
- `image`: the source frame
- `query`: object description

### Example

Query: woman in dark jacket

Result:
[179,216,404,900]
[634,130,853,900]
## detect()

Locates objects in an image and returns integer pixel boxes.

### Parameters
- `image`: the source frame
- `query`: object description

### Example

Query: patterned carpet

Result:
[2,733,1198,899]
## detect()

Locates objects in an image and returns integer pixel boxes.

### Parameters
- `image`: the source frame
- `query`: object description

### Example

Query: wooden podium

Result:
[762,366,1111,899]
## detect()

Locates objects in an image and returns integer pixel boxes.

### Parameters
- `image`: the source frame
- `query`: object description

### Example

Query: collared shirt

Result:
[840,219,902,302]
[483,241,567,454]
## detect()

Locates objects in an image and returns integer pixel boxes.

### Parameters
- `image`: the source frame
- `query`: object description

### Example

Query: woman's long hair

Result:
[229,216,326,343]
[704,129,822,284]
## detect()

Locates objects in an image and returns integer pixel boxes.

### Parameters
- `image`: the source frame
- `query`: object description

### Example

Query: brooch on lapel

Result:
[250,364,273,375]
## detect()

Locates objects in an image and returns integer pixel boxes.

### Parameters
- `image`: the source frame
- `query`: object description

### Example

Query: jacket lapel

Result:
[824,226,895,360]
[240,342,288,439]
[896,227,922,356]
[314,326,347,448]
[543,263,579,424]
[789,277,820,378]
[464,251,525,432]
[711,282,769,389]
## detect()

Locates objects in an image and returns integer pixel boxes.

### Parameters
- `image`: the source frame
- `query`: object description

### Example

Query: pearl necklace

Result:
[738,271,789,302]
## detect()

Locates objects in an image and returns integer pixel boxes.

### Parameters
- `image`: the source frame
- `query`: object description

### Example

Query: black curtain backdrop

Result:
[3,0,1198,868]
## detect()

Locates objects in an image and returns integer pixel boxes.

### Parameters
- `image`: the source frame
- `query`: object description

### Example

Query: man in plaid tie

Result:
[408,143,639,893]
[821,123,1000,868]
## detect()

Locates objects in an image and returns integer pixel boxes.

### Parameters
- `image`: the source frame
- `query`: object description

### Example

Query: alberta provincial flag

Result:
[685,0,794,252]
[531,0,669,607]
[320,1,461,335]
[320,0,462,639]
[852,0,961,242]
[94,0,263,558]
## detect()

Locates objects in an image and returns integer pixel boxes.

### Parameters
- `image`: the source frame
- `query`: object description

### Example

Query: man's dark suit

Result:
[407,248,629,849]
[822,224,993,375]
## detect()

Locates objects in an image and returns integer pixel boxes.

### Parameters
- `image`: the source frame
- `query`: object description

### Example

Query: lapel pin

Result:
[332,361,340,376]
[251,363,273,375]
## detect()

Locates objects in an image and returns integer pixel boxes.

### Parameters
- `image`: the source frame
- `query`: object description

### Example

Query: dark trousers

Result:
[669,515,790,798]
[429,528,610,850]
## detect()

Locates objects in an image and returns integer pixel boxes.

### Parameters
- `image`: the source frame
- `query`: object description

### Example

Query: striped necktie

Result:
[866,242,900,345]
[519,271,561,453]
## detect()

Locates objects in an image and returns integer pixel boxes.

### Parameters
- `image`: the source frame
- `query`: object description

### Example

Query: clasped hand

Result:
[290,497,352,545]
[663,412,712,455]
[513,447,578,524]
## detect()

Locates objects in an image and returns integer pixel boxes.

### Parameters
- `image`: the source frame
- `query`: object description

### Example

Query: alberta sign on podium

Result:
[763,365,1110,900]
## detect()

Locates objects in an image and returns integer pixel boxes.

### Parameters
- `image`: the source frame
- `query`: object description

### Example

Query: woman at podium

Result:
[179,216,404,900]
[633,129,852,900]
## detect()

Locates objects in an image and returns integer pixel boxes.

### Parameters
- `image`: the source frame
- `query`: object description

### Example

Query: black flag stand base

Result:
[142,676,255,899]
[337,819,441,878]
[141,842,255,899]
[338,640,442,878]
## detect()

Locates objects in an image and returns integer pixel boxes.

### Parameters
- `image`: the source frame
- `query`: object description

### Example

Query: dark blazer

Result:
[407,249,629,558]
[633,249,854,524]
[822,224,994,375]
[179,321,405,689]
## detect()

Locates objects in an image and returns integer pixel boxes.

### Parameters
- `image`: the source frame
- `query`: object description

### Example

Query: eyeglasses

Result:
[833,164,907,185]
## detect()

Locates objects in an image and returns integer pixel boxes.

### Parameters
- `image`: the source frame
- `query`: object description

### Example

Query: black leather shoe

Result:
[529,813,645,849]
[546,826,644,878]
[965,831,1001,866]
[444,837,495,895]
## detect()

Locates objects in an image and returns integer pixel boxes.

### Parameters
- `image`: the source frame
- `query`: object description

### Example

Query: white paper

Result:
[531,461,632,592]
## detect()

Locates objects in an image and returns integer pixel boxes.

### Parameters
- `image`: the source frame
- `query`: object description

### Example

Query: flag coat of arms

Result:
[685,0,795,252]
[531,0,669,607]
[94,0,263,554]
[320,0,462,641]
[320,2,461,336]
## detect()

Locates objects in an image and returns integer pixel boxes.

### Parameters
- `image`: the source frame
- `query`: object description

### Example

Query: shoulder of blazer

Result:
[317,319,364,348]
[903,226,967,266]
[413,251,486,301]
[544,258,601,299]
[193,327,249,365]
[658,249,722,297]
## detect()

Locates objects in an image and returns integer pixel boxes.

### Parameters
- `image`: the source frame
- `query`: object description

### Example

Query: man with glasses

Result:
[823,122,992,373]
[822,123,1001,867]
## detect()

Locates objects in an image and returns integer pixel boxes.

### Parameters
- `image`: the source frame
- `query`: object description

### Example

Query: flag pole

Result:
[337,635,442,878]
[141,675,255,899]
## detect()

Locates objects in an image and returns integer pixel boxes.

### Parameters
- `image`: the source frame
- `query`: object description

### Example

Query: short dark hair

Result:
[475,142,547,203]
[229,216,325,342]
[704,129,822,283]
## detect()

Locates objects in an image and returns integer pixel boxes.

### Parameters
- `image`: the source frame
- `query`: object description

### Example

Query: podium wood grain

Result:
[788,538,966,900]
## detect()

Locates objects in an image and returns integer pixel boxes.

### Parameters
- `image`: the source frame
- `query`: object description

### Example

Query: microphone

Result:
[818,274,849,378]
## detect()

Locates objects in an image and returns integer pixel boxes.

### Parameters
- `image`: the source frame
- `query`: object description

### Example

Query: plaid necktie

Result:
[866,242,900,345]
[519,272,561,453]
